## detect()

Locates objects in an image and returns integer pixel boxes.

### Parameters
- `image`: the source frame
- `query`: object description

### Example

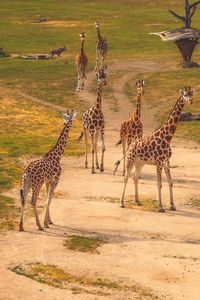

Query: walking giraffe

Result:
[75,32,88,92]
[114,87,194,212]
[79,68,107,173]
[19,110,76,231]
[94,21,108,71]
[116,80,145,175]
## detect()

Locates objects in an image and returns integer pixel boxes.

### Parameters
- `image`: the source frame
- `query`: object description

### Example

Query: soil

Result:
[0,60,200,300]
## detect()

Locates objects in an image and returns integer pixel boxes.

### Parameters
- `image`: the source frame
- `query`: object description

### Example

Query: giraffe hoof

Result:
[120,205,125,208]
[19,228,24,232]
[96,165,99,169]
[100,168,104,172]
[158,208,165,213]
[38,227,44,231]
[170,206,176,211]
[91,170,96,174]
[136,202,142,206]
[44,224,49,228]
[48,221,53,225]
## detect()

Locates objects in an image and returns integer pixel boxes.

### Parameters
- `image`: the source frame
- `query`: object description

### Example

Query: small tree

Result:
[169,0,200,28]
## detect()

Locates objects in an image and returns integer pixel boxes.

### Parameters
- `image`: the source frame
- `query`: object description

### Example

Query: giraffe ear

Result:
[179,89,184,96]
[72,112,77,119]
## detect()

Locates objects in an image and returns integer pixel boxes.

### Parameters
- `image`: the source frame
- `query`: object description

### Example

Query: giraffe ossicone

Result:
[19,110,76,231]
[115,86,194,212]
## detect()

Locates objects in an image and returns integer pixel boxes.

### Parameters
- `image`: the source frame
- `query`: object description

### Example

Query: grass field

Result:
[0,0,200,229]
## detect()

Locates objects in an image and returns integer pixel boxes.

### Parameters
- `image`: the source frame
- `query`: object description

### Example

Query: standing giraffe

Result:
[114,87,194,212]
[75,32,88,92]
[19,110,76,231]
[79,68,107,174]
[116,80,145,175]
[94,21,108,71]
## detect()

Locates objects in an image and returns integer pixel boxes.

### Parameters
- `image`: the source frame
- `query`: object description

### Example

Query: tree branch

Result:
[190,0,200,9]
[168,9,185,21]
[190,5,197,17]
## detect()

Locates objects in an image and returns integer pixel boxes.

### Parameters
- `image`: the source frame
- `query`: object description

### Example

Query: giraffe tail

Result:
[78,131,84,141]
[116,140,122,146]
[113,160,121,176]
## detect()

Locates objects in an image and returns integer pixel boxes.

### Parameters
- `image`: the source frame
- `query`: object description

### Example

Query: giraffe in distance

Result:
[94,21,108,71]
[79,68,107,174]
[75,32,88,92]
[116,79,145,175]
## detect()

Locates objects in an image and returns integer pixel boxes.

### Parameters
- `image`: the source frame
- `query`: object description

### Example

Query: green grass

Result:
[64,236,105,253]
[0,87,84,192]
[9,263,158,298]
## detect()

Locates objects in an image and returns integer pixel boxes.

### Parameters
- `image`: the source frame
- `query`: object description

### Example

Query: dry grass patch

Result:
[64,236,105,253]
[87,195,159,211]
[189,198,200,208]
[9,263,159,298]
[0,195,20,231]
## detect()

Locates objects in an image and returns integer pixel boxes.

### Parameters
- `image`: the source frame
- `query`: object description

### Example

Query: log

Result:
[180,111,200,121]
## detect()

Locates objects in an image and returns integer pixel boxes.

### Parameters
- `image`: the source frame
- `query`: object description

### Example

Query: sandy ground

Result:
[0,60,200,300]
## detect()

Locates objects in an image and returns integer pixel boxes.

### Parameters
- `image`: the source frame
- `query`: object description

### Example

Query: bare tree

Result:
[169,0,200,28]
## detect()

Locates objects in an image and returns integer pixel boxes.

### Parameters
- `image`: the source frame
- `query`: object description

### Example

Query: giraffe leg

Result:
[100,130,105,172]
[94,132,99,169]
[31,185,43,230]
[100,54,106,70]
[44,182,51,228]
[120,165,133,208]
[76,67,81,92]
[81,72,85,90]
[164,161,176,211]
[91,135,95,174]
[84,129,88,168]
[133,163,144,206]
[19,176,31,231]
[44,176,60,228]
[77,75,81,92]
[122,139,126,176]
[156,164,165,212]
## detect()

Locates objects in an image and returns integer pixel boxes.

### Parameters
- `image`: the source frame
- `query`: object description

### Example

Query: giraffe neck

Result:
[133,91,142,120]
[156,96,185,143]
[95,83,102,110]
[81,40,84,55]
[96,27,103,41]
[44,124,71,161]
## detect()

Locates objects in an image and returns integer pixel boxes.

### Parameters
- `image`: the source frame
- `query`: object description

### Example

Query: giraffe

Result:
[114,87,194,212]
[75,32,88,92]
[79,68,107,174]
[19,110,76,231]
[116,80,145,176]
[94,21,108,71]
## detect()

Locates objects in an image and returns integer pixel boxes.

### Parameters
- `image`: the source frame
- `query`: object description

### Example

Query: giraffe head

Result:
[96,68,107,85]
[79,32,86,42]
[95,21,100,29]
[136,80,145,95]
[179,86,194,104]
[62,109,76,125]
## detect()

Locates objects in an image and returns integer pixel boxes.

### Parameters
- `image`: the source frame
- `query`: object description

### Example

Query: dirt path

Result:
[0,60,200,300]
